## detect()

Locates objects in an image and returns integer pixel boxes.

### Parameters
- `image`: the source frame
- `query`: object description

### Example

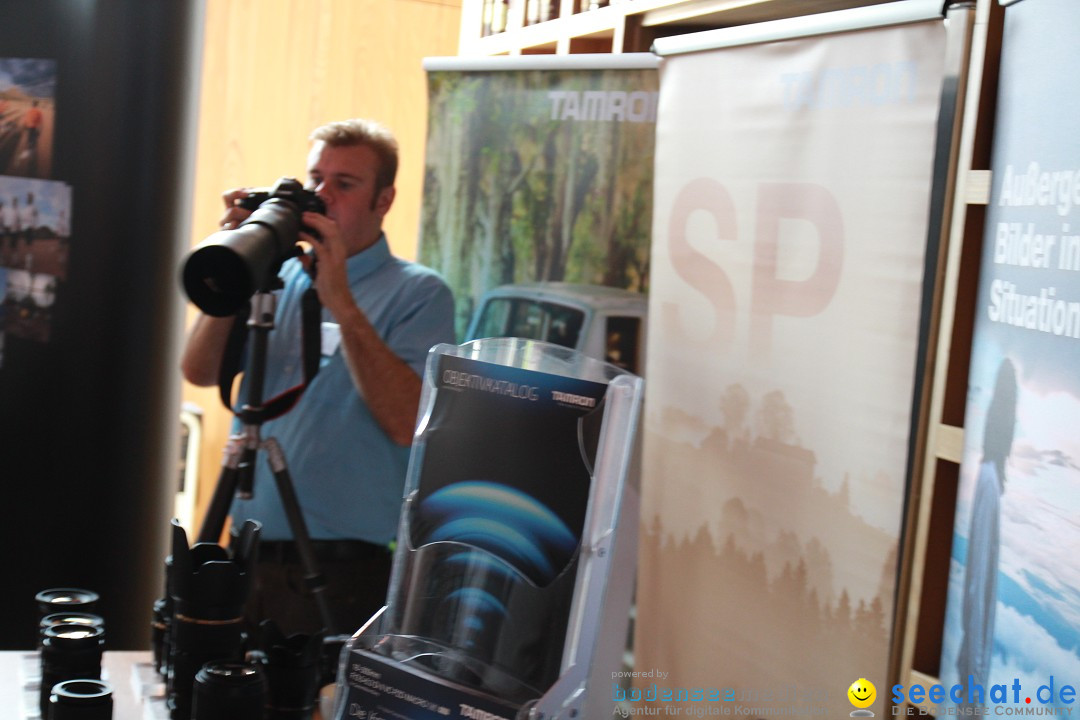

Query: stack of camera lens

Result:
[165,518,260,720]
[35,587,110,719]
[39,622,106,718]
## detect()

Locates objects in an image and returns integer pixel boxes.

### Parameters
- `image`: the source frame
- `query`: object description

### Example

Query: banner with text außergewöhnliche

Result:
[936,0,1080,714]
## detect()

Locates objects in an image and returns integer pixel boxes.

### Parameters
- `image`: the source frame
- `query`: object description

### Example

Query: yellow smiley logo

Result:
[848,678,876,709]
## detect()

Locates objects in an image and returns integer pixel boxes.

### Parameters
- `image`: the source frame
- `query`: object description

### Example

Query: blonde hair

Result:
[309,118,398,192]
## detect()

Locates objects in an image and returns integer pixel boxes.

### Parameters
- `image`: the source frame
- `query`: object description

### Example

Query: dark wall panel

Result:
[0,0,202,648]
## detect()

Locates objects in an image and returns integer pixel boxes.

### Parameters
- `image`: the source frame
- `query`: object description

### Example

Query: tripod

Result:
[196,288,334,632]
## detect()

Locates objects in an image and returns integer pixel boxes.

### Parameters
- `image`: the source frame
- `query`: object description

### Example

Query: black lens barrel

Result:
[47,679,113,720]
[191,661,267,720]
[182,174,318,318]
[261,620,324,719]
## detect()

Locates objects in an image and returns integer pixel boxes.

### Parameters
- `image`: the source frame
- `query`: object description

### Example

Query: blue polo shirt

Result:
[231,235,455,542]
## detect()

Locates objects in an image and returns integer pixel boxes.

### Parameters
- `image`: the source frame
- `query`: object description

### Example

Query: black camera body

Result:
[237,180,326,216]
[181,177,325,317]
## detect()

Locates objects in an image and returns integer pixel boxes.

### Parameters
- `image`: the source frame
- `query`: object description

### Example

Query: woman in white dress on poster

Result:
[956,357,1018,689]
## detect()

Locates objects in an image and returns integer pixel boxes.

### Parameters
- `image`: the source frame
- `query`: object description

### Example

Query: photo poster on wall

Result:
[0,57,63,367]
[0,175,71,347]
[418,56,658,341]
[0,57,55,180]
[937,0,1080,713]
[637,7,947,718]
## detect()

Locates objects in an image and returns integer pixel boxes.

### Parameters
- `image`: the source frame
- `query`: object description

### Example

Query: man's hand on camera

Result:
[299,211,352,319]
[219,187,254,230]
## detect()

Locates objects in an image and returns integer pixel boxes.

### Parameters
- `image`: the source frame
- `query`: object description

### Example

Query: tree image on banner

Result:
[419,67,657,338]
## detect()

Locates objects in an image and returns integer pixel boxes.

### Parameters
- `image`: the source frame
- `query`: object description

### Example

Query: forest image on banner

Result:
[418,66,657,339]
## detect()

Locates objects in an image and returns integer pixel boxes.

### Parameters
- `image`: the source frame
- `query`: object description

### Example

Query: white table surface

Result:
[3,649,334,719]
[3,649,159,719]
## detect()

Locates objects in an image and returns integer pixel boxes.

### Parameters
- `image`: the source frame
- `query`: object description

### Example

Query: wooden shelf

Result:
[460,0,904,54]
[464,1,625,55]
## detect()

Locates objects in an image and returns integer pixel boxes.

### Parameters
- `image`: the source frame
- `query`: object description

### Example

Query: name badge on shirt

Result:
[321,322,342,357]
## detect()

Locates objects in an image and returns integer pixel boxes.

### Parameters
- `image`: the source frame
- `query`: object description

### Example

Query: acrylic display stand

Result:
[329,337,643,719]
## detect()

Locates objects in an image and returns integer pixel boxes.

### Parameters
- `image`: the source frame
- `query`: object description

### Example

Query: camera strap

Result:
[218,287,323,424]
[217,304,250,412]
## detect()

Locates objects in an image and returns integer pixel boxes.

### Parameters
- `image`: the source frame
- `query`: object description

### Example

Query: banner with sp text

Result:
[637,14,946,718]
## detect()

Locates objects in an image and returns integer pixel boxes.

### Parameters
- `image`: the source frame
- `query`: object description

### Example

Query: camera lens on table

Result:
[36,588,100,620]
[47,679,113,720]
[261,620,323,719]
[166,519,259,720]
[40,623,105,717]
[39,612,105,650]
[191,661,267,720]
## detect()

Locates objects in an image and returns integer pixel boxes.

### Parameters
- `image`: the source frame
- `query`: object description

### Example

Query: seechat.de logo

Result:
[849,678,877,717]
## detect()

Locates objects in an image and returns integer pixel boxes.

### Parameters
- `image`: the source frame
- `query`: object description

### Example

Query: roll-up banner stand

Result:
[935,0,1080,715]
[638,1,951,716]
[418,54,659,342]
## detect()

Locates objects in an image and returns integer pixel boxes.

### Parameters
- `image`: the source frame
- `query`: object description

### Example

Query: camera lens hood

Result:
[182,200,301,317]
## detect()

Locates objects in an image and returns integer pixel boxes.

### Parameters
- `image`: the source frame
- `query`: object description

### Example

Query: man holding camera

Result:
[180,118,455,635]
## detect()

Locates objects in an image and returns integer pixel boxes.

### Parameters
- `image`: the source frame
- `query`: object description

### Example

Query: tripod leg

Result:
[262,437,335,633]
[196,434,247,544]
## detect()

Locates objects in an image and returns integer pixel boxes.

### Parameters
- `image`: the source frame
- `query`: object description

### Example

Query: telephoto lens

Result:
[191,661,267,720]
[47,679,113,720]
[36,589,100,620]
[40,623,105,717]
[181,177,323,317]
[260,620,324,719]
[166,518,260,720]
[39,613,104,650]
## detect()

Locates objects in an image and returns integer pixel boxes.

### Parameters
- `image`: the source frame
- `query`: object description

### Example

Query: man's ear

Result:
[374,185,396,216]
